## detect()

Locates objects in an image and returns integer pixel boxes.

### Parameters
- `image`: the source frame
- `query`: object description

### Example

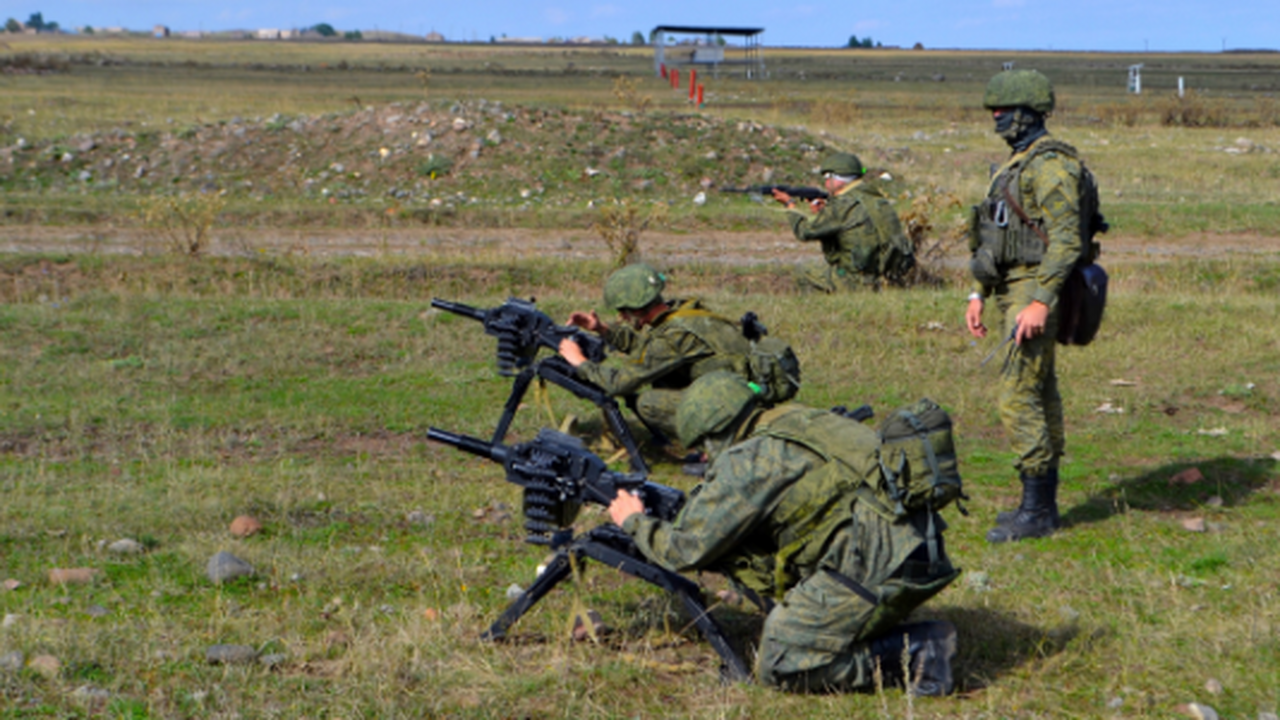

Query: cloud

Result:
[544,7,570,25]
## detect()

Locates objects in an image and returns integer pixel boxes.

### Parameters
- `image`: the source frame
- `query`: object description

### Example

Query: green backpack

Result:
[874,399,966,517]
[855,184,916,284]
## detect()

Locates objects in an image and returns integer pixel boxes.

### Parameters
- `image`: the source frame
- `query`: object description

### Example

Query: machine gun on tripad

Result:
[427,426,751,682]
[432,297,651,473]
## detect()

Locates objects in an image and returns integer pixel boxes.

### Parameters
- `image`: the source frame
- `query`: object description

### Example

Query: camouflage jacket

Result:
[576,298,751,397]
[786,178,900,276]
[623,405,925,600]
[971,135,1085,306]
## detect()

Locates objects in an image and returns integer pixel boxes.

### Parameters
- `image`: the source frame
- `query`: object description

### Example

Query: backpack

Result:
[738,312,801,405]
[874,399,966,518]
[855,184,916,284]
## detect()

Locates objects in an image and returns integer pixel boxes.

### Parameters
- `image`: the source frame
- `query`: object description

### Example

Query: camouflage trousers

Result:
[756,504,957,692]
[632,388,683,443]
[794,263,880,294]
[994,275,1065,477]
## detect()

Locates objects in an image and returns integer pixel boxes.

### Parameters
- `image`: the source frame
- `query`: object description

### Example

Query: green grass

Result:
[1,253,1279,717]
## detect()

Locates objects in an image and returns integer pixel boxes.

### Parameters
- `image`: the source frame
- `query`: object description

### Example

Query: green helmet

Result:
[603,263,665,311]
[676,371,761,448]
[819,152,865,178]
[982,69,1055,114]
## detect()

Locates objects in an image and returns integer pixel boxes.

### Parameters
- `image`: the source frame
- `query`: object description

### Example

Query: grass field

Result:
[2,36,1280,719]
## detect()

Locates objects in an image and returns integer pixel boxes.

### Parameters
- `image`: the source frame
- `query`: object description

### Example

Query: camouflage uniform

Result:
[575,299,751,439]
[974,135,1083,477]
[787,178,906,293]
[623,404,957,691]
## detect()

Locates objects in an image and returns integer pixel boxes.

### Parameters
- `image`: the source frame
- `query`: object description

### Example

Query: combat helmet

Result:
[676,371,762,448]
[603,262,665,311]
[819,152,866,178]
[982,69,1055,114]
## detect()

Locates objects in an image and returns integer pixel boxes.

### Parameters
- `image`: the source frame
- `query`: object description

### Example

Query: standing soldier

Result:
[773,152,915,292]
[965,69,1098,543]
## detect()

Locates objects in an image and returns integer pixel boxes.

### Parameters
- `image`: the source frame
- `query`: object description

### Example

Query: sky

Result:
[9,1,1278,52]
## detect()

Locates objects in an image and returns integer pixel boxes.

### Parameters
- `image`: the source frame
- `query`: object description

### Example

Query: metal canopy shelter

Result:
[651,25,765,79]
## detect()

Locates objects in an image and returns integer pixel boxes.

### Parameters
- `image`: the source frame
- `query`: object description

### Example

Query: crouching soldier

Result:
[559,263,796,449]
[608,371,961,694]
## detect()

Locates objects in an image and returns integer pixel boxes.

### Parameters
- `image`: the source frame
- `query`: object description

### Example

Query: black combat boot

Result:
[987,470,1060,544]
[995,467,1061,526]
[868,621,957,697]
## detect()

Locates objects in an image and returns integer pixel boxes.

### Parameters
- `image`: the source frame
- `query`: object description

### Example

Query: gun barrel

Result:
[430,298,487,322]
[427,427,509,465]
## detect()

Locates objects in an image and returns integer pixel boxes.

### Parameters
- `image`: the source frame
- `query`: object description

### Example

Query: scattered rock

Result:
[1095,401,1125,414]
[85,604,110,618]
[229,515,263,538]
[2,579,20,591]
[405,510,435,527]
[1258,712,1278,720]
[48,568,99,585]
[206,644,258,665]
[71,684,111,704]
[1182,517,1207,533]
[1206,496,1223,507]
[486,129,502,144]
[1107,696,1124,709]
[1197,427,1228,437]
[28,654,60,678]
[1170,467,1205,485]
[206,551,255,584]
[0,651,25,672]
[259,653,288,668]
[422,608,439,621]
[1180,702,1220,720]
[506,583,525,601]
[571,609,609,642]
[2,613,20,628]
[1109,378,1138,386]
[1205,678,1223,694]
[965,571,991,591]
[107,538,145,555]
[693,191,707,206]
[452,117,469,132]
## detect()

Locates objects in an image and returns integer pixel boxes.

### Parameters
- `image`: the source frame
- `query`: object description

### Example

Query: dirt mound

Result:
[1,99,839,223]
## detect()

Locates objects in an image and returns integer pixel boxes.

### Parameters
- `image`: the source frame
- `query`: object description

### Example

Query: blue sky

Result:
[10,1,1278,51]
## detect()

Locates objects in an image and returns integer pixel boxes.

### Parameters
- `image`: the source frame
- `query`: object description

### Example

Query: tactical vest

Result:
[661,300,752,386]
[969,138,1105,286]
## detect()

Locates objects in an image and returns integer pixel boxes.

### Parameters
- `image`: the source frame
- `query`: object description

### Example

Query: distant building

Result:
[255,28,281,40]
[425,31,444,42]
[497,36,541,43]
[179,30,204,39]
[153,25,170,38]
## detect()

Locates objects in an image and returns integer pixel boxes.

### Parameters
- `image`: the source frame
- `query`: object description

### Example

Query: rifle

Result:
[432,297,651,474]
[719,184,830,201]
[428,426,751,682]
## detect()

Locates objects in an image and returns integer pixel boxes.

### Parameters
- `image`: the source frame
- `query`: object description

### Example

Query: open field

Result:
[2,38,1280,718]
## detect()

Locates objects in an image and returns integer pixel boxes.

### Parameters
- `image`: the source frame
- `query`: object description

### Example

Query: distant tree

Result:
[311,23,336,37]
[714,33,726,46]
[45,21,59,32]
[83,25,94,34]
[630,30,645,45]
[912,41,924,50]
[489,35,496,43]
[603,35,618,44]
[847,35,859,48]
[26,12,46,31]
[4,18,21,33]
[860,37,874,48]
[344,29,362,41]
